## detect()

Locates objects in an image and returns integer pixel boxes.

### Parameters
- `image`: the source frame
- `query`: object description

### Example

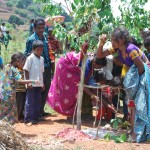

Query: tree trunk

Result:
[76,55,87,130]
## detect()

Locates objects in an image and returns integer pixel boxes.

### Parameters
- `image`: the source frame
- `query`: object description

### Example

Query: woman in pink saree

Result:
[47,51,81,116]
[47,42,116,116]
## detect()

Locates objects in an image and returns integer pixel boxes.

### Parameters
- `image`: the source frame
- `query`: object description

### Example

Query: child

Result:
[0,52,37,124]
[3,31,12,50]
[16,55,27,122]
[23,40,44,125]
[93,69,116,114]
[48,27,60,75]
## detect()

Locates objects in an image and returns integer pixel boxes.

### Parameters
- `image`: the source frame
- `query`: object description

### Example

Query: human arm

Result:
[128,49,145,75]
[84,87,99,102]
[97,34,110,58]
[133,58,144,75]
[12,66,38,85]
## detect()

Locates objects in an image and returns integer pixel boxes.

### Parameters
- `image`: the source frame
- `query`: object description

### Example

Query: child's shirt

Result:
[23,53,44,87]
[0,64,21,100]
[16,69,26,92]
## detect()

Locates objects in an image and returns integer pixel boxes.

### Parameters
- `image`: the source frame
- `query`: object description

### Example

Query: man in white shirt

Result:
[1,23,7,35]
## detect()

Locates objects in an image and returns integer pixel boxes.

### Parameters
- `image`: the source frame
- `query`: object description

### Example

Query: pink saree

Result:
[47,52,81,116]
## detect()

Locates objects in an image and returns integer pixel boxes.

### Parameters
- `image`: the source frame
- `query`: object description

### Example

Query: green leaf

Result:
[120,134,127,142]
[94,0,102,8]
[110,119,115,123]
[79,6,85,13]
[71,3,76,11]
[113,120,119,129]
[74,0,80,5]
[104,133,111,140]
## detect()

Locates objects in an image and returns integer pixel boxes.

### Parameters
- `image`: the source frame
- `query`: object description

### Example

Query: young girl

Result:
[16,55,27,122]
[0,52,38,124]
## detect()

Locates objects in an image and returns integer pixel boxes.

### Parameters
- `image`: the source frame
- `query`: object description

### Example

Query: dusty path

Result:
[14,114,150,150]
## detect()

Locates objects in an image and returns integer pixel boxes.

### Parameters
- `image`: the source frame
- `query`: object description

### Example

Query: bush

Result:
[19,11,27,18]
[15,9,27,18]
[27,6,36,13]
[16,1,24,8]
[8,15,24,26]
[27,6,46,18]
[15,9,19,14]
[6,1,13,7]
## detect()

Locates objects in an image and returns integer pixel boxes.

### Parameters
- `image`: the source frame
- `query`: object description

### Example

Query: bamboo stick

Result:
[76,28,92,130]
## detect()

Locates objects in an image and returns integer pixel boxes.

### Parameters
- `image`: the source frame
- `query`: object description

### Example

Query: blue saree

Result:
[123,63,150,143]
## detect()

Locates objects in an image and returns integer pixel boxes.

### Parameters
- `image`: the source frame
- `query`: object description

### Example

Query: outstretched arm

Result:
[97,34,110,58]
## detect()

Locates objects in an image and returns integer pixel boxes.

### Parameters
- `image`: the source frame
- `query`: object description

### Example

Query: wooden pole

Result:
[76,28,92,130]
[76,55,87,130]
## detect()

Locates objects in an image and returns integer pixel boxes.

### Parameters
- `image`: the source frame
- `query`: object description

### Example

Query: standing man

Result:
[24,18,51,117]
[1,22,7,35]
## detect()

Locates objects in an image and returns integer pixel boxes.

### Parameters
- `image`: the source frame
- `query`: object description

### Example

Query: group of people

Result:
[0,17,150,143]
[0,22,12,50]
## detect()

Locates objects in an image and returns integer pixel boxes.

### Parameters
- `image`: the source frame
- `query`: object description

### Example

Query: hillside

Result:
[0,0,47,31]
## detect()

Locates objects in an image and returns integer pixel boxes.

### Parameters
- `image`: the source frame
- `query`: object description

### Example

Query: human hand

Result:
[32,80,41,86]
[107,104,117,113]
[42,85,45,91]
[91,94,99,102]
[34,80,40,85]
[27,83,32,89]
[99,34,107,46]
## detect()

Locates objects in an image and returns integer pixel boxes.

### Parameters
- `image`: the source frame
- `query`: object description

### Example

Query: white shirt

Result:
[23,53,44,87]
[106,55,113,72]
[1,26,7,34]
[101,66,113,80]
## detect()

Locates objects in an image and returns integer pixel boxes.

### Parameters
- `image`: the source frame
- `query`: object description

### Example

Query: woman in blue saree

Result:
[96,26,150,143]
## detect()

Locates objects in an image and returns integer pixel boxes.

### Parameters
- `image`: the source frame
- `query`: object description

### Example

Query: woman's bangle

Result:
[91,94,95,99]
[32,80,35,86]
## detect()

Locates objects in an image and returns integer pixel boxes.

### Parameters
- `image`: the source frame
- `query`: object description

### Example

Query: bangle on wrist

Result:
[32,80,35,86]
[91,94,95,99]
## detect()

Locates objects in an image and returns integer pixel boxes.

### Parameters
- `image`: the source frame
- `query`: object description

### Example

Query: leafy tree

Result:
[117,0,150,42]
[36,0,150,130]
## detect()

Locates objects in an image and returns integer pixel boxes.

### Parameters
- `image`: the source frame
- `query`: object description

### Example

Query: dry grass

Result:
[0,120,31,150]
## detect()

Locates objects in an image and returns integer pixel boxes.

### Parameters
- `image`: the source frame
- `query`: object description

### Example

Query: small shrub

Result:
[15,9,19,14]
[19,11,27,18]
[6,1,13,7]
[16,0,24,8]
[27,6,35,13]
[8,15,24,26]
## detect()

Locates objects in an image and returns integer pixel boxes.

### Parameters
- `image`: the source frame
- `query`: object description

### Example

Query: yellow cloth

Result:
[121,64,129,78]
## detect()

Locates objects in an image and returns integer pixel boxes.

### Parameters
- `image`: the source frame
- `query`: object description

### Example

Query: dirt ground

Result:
[14,114,150,150]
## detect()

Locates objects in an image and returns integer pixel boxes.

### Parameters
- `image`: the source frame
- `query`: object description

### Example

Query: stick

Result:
[76,28,92,130]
